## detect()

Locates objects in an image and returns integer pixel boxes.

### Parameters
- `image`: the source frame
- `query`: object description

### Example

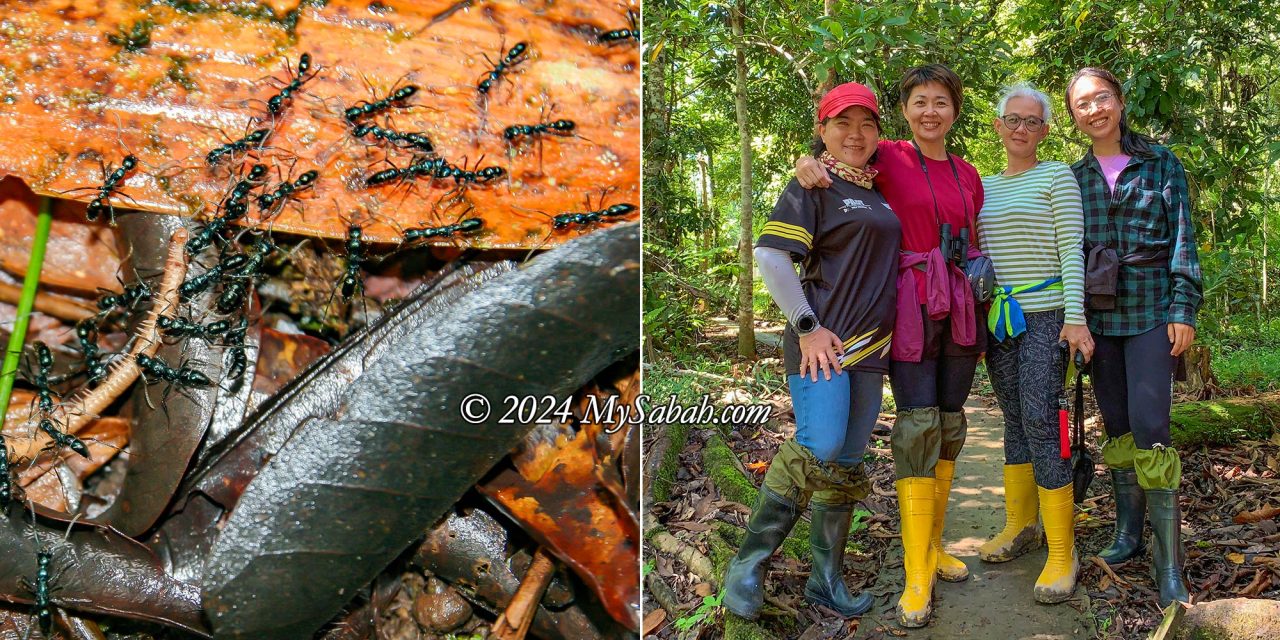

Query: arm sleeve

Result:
[756,179,819,258]
[754,246,816,327]
[1051,164,1087,325]
[1162,152,1203,327]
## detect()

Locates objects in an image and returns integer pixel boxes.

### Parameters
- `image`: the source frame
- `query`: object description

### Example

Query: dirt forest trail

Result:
[854,399,1095,639]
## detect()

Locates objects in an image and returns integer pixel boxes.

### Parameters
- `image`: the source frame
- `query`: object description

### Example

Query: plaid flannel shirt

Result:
[1071,145,1203,336]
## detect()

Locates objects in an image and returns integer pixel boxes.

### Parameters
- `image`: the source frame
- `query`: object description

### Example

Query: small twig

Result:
[1089,555,1131,586]
[0,281,97,321]
[491,547,556,640]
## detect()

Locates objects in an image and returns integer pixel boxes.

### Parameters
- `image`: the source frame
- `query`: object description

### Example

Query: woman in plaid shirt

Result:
[1065,67,1203,608]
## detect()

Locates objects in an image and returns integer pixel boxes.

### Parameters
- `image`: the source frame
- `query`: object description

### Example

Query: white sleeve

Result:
[754,245,817,328]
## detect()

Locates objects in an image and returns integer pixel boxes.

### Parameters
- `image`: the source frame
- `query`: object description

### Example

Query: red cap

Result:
[818,82,880,124]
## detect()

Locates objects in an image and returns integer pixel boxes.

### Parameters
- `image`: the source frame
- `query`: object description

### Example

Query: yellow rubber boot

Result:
[931,459,970,582]
[1034,485,1079,603]
[979,463,1042,562]
[896,478,937,628]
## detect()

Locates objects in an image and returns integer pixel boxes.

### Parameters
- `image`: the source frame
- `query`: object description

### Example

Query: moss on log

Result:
[1170,393,1280,448]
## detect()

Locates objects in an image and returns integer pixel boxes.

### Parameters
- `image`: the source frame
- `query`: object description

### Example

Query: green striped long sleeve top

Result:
[977,161,1087,325]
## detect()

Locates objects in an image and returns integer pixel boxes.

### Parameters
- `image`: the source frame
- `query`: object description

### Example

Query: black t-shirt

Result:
[757,177,901,374]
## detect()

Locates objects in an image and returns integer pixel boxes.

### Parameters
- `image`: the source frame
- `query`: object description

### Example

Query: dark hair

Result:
[1065,67,1157,158]
[898,64,963,112]
[810,115,880,164]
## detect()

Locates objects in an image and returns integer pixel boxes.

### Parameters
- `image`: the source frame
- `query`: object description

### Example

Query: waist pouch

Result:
[1084,245,1169,310]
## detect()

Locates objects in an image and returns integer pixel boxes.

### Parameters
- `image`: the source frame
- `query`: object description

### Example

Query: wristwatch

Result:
[794,314,819,336]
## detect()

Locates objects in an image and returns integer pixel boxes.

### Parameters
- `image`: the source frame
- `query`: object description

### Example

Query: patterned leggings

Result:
[986,309,1071,489]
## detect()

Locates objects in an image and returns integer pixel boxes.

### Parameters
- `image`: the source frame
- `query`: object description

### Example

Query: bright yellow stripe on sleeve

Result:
[761,221,813,248]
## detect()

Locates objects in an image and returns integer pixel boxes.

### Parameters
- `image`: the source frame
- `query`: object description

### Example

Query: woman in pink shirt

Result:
[796,64,984,628]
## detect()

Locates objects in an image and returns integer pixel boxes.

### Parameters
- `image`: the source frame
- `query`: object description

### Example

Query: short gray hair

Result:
[997,83,1053,124]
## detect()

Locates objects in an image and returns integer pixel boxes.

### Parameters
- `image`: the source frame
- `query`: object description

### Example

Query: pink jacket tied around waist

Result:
[892,247,976,362]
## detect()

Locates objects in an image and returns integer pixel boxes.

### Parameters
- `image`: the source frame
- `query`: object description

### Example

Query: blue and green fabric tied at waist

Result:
[987,277,1063,341]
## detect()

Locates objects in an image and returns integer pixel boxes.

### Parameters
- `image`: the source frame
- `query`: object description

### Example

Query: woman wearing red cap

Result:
[722,81,899,620]
[794,64,984,627]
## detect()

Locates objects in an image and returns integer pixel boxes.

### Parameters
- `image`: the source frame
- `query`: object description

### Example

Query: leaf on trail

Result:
[745,460,769,473]
[0,509,208,637]
[1233,505,1280,524]
[693,582,713,597]
[1227,552,1246,564]
[201,225,640,640]
[641,608,667,635]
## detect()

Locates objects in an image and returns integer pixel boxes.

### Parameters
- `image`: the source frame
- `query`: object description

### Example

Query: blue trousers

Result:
[787,370,884,466]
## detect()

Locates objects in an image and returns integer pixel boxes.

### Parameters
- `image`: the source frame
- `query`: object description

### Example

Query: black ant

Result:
[265,53,318,117]
[344,83,419,123]
[439,156,505,186]
[136,354,213,389]
[1,439,16,512]
[19,547,58,636]
[599,10,639,44]
[403,217,484,243]
[257,169,319,216]
[502,119,575,142]
[187,164,269,255]
[477,41,529,96]
[338,224,369,301]
[206,128,271,165]
[61,154,138,226]
[28,342,56,415]
[364,155,449,189]
[74,319,109,384]
[158,316,231,342]
[37,417,89,459]
[552,202,637,229]
[351,122,434,154]
[215,239,275,314]
[503,103,580,174]
[96,280,152,316]
[179,252,248,301]
[224,316,249,392]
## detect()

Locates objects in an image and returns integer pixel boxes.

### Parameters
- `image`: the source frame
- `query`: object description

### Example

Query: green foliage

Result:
[644,0,1280,392]
[642,558,656,577]
[673,590,725,632]
[1169,396,1278,447]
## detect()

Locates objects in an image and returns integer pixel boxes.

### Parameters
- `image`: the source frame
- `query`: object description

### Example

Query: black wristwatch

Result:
[794,314,819,336]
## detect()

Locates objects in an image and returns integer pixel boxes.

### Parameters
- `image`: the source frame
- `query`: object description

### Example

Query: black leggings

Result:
[890,355,978,412]
[1091,324,1174,448]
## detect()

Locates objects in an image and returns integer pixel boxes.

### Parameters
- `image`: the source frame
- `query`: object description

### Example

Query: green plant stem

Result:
[0,197,53,433]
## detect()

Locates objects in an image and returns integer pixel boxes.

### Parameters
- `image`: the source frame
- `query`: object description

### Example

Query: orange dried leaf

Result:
[0,0,639,248]
[1234,505,1280,524]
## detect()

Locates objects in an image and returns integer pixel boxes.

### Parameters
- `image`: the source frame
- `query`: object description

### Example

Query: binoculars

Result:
[939,223,969,269]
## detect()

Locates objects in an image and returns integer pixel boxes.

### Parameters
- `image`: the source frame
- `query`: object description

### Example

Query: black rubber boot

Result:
[1098,468,1146,565]
[805,503,874,617]
[1147,489,1190,607]
[723,487,803,619]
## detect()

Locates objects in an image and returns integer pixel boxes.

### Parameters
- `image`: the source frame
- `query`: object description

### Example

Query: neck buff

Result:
[819,150,878,189]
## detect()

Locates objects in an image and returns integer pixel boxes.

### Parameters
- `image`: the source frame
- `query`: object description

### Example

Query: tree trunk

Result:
[699,152,712,276]
[641,3,671,244]
[732,0,756,360]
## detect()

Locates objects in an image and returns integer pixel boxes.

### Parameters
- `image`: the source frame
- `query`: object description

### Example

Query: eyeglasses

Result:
[1001,114,1045,133]
[1072,92,1116,114]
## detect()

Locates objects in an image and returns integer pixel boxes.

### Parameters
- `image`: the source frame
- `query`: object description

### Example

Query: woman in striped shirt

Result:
[975,84,1091,603]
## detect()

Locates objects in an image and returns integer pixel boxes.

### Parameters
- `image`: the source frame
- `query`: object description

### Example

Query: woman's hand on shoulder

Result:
[795,156,833,189]
[799,327,844,381]
[1060,323,1094,364]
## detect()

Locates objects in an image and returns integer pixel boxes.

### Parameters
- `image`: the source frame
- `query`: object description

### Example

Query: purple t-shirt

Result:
[1096,154,1131,191]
